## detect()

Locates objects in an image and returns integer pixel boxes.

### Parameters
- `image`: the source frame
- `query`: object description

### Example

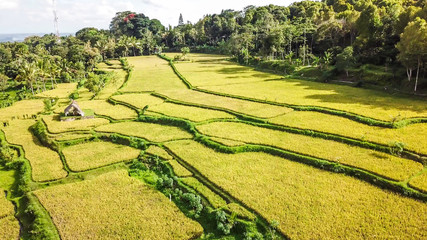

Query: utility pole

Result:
[52,0,60,39]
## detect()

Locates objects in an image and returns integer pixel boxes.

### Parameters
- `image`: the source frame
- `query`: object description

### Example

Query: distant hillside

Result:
[0,33,72,42]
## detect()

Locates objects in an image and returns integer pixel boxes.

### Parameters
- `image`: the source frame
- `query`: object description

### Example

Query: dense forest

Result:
[0,0,426,103]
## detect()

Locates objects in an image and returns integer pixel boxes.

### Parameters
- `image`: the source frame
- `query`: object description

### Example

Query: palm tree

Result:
[16,60,38,95]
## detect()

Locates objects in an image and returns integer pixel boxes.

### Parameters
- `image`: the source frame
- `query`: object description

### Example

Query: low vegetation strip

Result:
[62,141,140,171]
[2,120,67,182]
[196,122,422,181]
[43,115,109,134]
[165,140,427,239]
[34,170,203,240]
[120,56,188,93]
[95,121,193,142]
[159,89,293,118]
[0,216,20,240]
[270,112,427,155]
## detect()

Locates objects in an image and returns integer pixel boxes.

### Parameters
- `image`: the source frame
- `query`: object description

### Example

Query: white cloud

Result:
[0,0,19,10]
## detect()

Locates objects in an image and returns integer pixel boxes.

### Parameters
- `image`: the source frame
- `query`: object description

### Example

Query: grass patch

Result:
[159,89,292,118]
[270,111,427,155]
[169,160,193,177]
[181,177,227,209]
[165,140,427,239]
[43,115,109,133]
[120,56,188,93]
[62,141,140,171]
[95,121,193,142]
[2,120,67,181]
[197,122,422,181]
[33,170,203,239]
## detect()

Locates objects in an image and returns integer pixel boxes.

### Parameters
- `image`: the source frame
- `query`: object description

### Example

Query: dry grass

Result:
[145,145,172,160]
[62,141,140,171]
[36,83,77,99]
[165,140,427,239]
[121,56,188,93]
[34,170,203,240]
[0,99,43,122]
[0,216,20,240]
[169,160,192,177]
[160,89,292,118]
[181,177,227,209]
[197,122,422,181]
[271,111,427,154]
[43,115,109,133]
[95,121,193,142]
[149,102,234,122]
[111,93,164,109]
[78,100,137,120]
[409,171,427,192]
[2,120,67,181]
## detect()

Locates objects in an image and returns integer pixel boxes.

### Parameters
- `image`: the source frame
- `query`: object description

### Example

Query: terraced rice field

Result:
[1,54,426,239]
[34,170,203,239]
[165,140,427,239]
[62,141,141,171]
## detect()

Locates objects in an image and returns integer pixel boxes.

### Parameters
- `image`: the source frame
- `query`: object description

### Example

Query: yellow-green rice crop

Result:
[271,111,427,154]
[111,93,165,109]
[159,89,292,118]
[226,203,256,220]
[34,170,203,240]
[95,70,126,100]
[0,188,14,218]
[409,171,427,192]
[43,115,109,133]
[0,99,43,122]
[203,79,427,121]
[36,83,77,99]
[95,121,193,142]
[169,160,192,177]
[121,56,188,92]
[145,145,172,160]
[149,102,234,122]
[51,132,93,141]
[0,216,20,240]
[62,141,140,171]
[165,140,427,239]
[209,137,245,146]
[196,122,422,181]
[181,177,227,209]
[78,100,137,120]
[2,120,67,181]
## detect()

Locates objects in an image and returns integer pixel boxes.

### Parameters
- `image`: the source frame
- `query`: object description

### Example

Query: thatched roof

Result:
[64,100,85,116]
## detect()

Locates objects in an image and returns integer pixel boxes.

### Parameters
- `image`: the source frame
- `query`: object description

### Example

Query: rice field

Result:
[34,170,203,240]
[270,111,427,154]
[36,83,78,99]
[51,132,93,141]
[0,99,43,122]
[43,115,109,133]
[62,141,141,171]
[0,188,14,218]
[181,177,227,209]
[159,89,293,118]
[165,140,427,239]
[168,160,192,177]
[120,56,188,93]
[77,100,137,120]
[144,145,172,160]
[111,93,165,109]
[95,121,193,142]
[2,120,67,181]
[409,171,427,192]
[197,121,422,181]
[95,64,126,100]
[0,216,20,240]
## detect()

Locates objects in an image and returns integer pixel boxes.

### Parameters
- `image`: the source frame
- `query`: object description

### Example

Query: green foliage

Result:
[43,98,57,114]
[335,46,356,77]
[215,210,233,235]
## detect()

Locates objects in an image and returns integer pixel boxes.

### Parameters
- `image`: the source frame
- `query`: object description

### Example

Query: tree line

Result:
[0,0,426,96]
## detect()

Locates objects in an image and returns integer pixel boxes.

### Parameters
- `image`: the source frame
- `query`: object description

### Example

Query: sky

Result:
[0,0,301,34]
